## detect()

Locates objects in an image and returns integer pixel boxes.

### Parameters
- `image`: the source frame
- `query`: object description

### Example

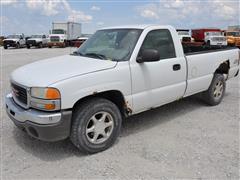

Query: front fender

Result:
[50,62,132,110]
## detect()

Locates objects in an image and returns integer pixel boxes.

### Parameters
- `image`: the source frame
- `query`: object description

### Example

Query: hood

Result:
[4,38,19,41]
[28,38,42,41]
[11,55,117,87]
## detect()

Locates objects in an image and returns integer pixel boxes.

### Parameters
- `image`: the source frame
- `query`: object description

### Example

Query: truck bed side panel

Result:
[184,49,239,97]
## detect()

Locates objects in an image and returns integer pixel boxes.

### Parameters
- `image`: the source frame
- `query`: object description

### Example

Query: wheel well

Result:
[215,60,230,75]
[72,90,131,117]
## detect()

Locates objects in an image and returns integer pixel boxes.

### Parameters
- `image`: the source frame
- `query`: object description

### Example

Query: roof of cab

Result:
[100,24,174,30]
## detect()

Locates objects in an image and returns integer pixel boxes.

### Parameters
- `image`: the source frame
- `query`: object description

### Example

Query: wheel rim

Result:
[85,111,114,144]
[213,81,223,99]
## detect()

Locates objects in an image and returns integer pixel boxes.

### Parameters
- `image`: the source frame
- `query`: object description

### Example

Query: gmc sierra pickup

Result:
[5,25,240,153]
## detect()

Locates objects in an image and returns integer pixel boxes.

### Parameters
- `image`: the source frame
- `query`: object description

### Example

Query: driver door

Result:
[130,29,187,113]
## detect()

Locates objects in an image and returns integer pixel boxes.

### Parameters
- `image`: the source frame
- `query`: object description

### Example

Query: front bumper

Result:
[5,94,72,142]
[47,42,65,47]
[3,41,17,47]
[210,41,227,46]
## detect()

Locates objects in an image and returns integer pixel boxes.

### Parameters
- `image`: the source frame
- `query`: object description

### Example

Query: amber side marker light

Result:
[46,88,61,99]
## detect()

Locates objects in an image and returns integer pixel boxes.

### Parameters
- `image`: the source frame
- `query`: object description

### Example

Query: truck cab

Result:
[204,31,227,47]
[3,34,25,49]
[48,29,67,48]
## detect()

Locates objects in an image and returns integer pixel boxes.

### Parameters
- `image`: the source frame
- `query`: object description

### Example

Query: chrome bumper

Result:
[5,93,72,141]
[5,93,61,124]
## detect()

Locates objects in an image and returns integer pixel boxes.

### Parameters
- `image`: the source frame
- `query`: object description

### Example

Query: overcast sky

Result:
[1,0,239,36]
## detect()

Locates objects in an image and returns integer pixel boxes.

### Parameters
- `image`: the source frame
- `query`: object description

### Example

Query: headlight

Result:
[30,87,61,111]
[60,39,64,42]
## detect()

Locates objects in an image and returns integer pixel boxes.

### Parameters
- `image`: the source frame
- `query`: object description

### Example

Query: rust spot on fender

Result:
[124,101,132,115]
[92,91,98,95]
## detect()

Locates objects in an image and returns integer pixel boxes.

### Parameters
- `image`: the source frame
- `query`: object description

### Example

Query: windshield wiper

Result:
[84,52,107,60]
[71,51,84,56]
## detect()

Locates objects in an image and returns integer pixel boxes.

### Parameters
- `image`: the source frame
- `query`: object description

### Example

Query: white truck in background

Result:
[176,29,192,42]
[3,34,26,49]
[5,25,239,154]
[26,34,48,49]
[48,22,81,48]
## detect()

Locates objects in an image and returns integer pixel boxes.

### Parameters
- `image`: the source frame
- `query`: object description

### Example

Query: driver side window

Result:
[140,29,176,60]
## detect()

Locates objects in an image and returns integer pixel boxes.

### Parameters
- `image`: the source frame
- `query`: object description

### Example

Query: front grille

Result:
[27,40,36,45]
[11,83,28,106]
[212,37,225,41]
[4,40,15,45]
[182,37,191,42]
[50,36,60,42]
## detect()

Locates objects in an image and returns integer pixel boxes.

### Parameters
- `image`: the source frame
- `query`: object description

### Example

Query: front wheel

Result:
[202,74,226,106]
[4,46,7,49]
[70,98,122,154]
[16,43,20,49]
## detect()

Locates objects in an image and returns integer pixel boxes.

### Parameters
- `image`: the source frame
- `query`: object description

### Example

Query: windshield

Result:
[75,29,142,61]
[7,35,20,39]
[178,31,189,35]
[52,29,65,34]
[31,35,42,38]
[206,31,221,36]
[227,32,240,37]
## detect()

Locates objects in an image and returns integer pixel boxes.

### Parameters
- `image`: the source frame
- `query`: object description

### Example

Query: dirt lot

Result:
[1,47,239,179]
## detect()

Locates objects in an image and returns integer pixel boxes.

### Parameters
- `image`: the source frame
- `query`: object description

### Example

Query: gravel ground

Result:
[1,47,239,179]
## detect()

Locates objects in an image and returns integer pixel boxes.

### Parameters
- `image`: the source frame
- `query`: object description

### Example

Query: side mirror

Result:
[137,49,160,63]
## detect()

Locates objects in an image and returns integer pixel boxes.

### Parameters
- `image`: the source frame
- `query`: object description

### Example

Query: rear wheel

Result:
[70,98,122,154]
[48,45,52,48]
[27,45,30,49]
[4,45,7,49]
[202,74,226,106]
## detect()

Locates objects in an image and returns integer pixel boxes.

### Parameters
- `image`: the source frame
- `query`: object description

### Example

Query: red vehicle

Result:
[192,28,227,47]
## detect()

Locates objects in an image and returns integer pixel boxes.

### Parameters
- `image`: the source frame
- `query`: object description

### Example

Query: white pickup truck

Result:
[5,25,239,153]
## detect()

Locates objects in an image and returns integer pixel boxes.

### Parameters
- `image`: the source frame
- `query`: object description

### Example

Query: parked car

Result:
[3,34,26,49]
[26,34,48,48]
[48,22,81,48]
[224,30,240,48]
[192,28,227,47]
[5,25,239,153]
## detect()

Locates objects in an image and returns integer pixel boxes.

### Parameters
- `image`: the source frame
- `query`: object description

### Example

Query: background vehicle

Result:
[26,34,48,48]
[3,34,26,49]
[192,28,227,47]
[5,25,239,154]
[48,22,81,48]
[73,37,88,47]
[224,31,240,47]
[0,36,5,46]
[176,29,192,42]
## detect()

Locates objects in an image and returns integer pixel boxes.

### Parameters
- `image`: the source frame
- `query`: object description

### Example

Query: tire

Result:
[206,40,211,49]
[16,43,20,49]
[4,46,7,49]
[27,45,30,49]
[38,43,43,48]
[202,74,226,106]
[48,45,52,48]
[70,98,122,154]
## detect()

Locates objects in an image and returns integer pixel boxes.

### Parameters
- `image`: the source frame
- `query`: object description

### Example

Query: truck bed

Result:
[183,45,237,55]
